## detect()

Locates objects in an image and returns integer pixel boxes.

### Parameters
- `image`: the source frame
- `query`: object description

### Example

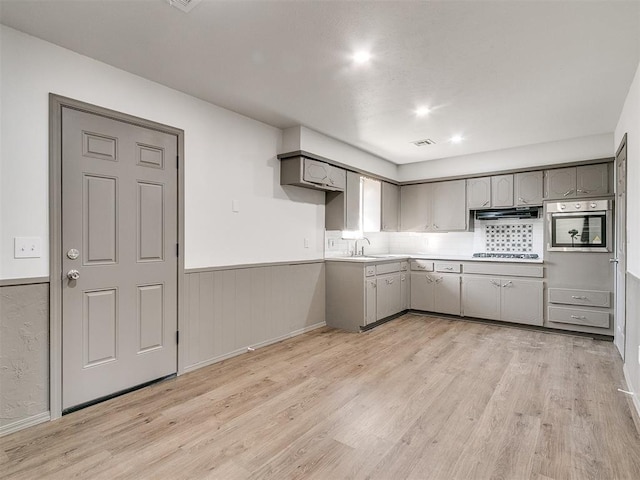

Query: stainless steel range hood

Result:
[474,206,540,220]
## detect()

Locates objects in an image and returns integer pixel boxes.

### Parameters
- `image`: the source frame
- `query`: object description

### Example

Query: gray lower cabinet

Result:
[410,272,461,315]
[377,273,401,320]
[462,276,543,326]
[400,272,410,310]
[326,260,407,332]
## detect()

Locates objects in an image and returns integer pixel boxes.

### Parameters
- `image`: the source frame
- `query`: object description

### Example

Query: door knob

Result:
[609,258,619,264]
[67,269,80,280]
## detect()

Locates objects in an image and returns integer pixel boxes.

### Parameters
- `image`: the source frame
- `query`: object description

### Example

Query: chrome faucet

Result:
[355,237,371,256]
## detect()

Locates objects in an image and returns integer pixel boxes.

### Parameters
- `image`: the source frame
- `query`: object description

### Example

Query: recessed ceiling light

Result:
[450,134,463,144]
[415,106,431,117]
[353,51,372,64]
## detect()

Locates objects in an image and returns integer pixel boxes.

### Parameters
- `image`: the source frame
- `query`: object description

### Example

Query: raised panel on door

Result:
[433,274,461,315]
[500,279,543,326]
[544,167,576,199]
[491,175,514,207]
[515,171,543,206]
[410,272,435,311]
[432,180,466,231]
[400,183,431,232]
[462,276,501,320]
[381,182,399,231]
[576,164,608,197]
[303,158,330,185]
[62,106,178,410]
[83,175,118,265]
[137,284,164,353]
[466,177,491,209]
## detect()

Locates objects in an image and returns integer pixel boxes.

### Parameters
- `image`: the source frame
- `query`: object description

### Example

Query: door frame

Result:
[49,94,185,419]
[615,133,627,358]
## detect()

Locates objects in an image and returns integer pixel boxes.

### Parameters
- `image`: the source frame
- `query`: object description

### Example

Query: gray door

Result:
[615,136,627,358]
[61,107,178,410]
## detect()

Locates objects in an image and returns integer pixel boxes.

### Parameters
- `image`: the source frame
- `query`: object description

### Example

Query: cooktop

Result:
[472,253,539,259]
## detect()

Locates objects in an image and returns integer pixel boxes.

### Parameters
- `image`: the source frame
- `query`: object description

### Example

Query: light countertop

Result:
[325,254,543,264]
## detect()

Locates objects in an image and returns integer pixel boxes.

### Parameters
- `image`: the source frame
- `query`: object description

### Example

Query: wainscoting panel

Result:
[184,262,325,371]
[0,283,49,435]
[625,272,640,424]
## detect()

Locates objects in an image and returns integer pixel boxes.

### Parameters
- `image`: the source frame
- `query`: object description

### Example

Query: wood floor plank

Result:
[2,315,640,480]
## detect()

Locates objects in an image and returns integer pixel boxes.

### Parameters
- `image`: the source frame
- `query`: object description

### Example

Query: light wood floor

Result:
[2,314,640,480]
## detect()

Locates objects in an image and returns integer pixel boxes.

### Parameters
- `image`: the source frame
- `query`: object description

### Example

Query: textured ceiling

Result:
[1,0,639,164]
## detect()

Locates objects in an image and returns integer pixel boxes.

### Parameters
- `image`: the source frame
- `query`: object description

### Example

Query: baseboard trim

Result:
[623,364,640,434]
[0,411,50,437]
[184,321,327,373]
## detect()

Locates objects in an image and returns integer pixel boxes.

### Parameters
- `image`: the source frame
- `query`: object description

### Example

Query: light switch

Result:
[232,199,240,213]
[14,237,42,258]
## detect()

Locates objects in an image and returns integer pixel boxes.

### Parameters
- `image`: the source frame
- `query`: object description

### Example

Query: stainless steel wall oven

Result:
[546,199,612,252]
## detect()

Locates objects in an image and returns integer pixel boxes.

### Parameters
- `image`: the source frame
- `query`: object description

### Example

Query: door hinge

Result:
[176,331,180,344]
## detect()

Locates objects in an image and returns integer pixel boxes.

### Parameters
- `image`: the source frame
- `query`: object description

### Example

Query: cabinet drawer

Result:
[548,288,610,308]
[376,262,401,275]
[548,306,609,328]
[435,262,461,273]
[411,260,434,272]
[365,265,376,277]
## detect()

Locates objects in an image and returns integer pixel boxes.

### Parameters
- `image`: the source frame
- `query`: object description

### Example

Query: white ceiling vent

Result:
[412,138,436,147]
[167,0,202,13]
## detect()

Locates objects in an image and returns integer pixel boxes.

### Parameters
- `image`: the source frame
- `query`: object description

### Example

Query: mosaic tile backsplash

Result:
[485,224,534,252]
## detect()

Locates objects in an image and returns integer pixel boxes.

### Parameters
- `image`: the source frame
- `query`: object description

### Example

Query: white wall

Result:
[398,133,614,182]
[615,61,640,406]
[0,26,325,280]
[282,125,399,181]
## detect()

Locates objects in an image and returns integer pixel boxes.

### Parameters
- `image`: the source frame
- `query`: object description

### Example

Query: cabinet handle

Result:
[571,295,588,300]
[443,267,453,271]
[482,200,489,206]
[387,279,394,285]
[576,189,591,194]
[563,189,574,197]
[518,197,528,204]
[490,280,501,287]
[502,281,513,288]
[426,276,433,283]
[433,224,439,229]
[570,315,587,320]
[435,277,443,283]
[372,282,377,288]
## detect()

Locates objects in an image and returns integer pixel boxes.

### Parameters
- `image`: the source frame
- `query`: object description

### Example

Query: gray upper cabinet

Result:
[381,181,400,232]
[467,177,491,209]
[544,164,609,199]
[544,167,577,199]
[280,156,346,192]
[401,180,466,232]
[491,174,514,207]
[400,183,432,232]
[432,180,467,231]
[515,171,543,206]
[576,164,609,197]
[325,171,361,230]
